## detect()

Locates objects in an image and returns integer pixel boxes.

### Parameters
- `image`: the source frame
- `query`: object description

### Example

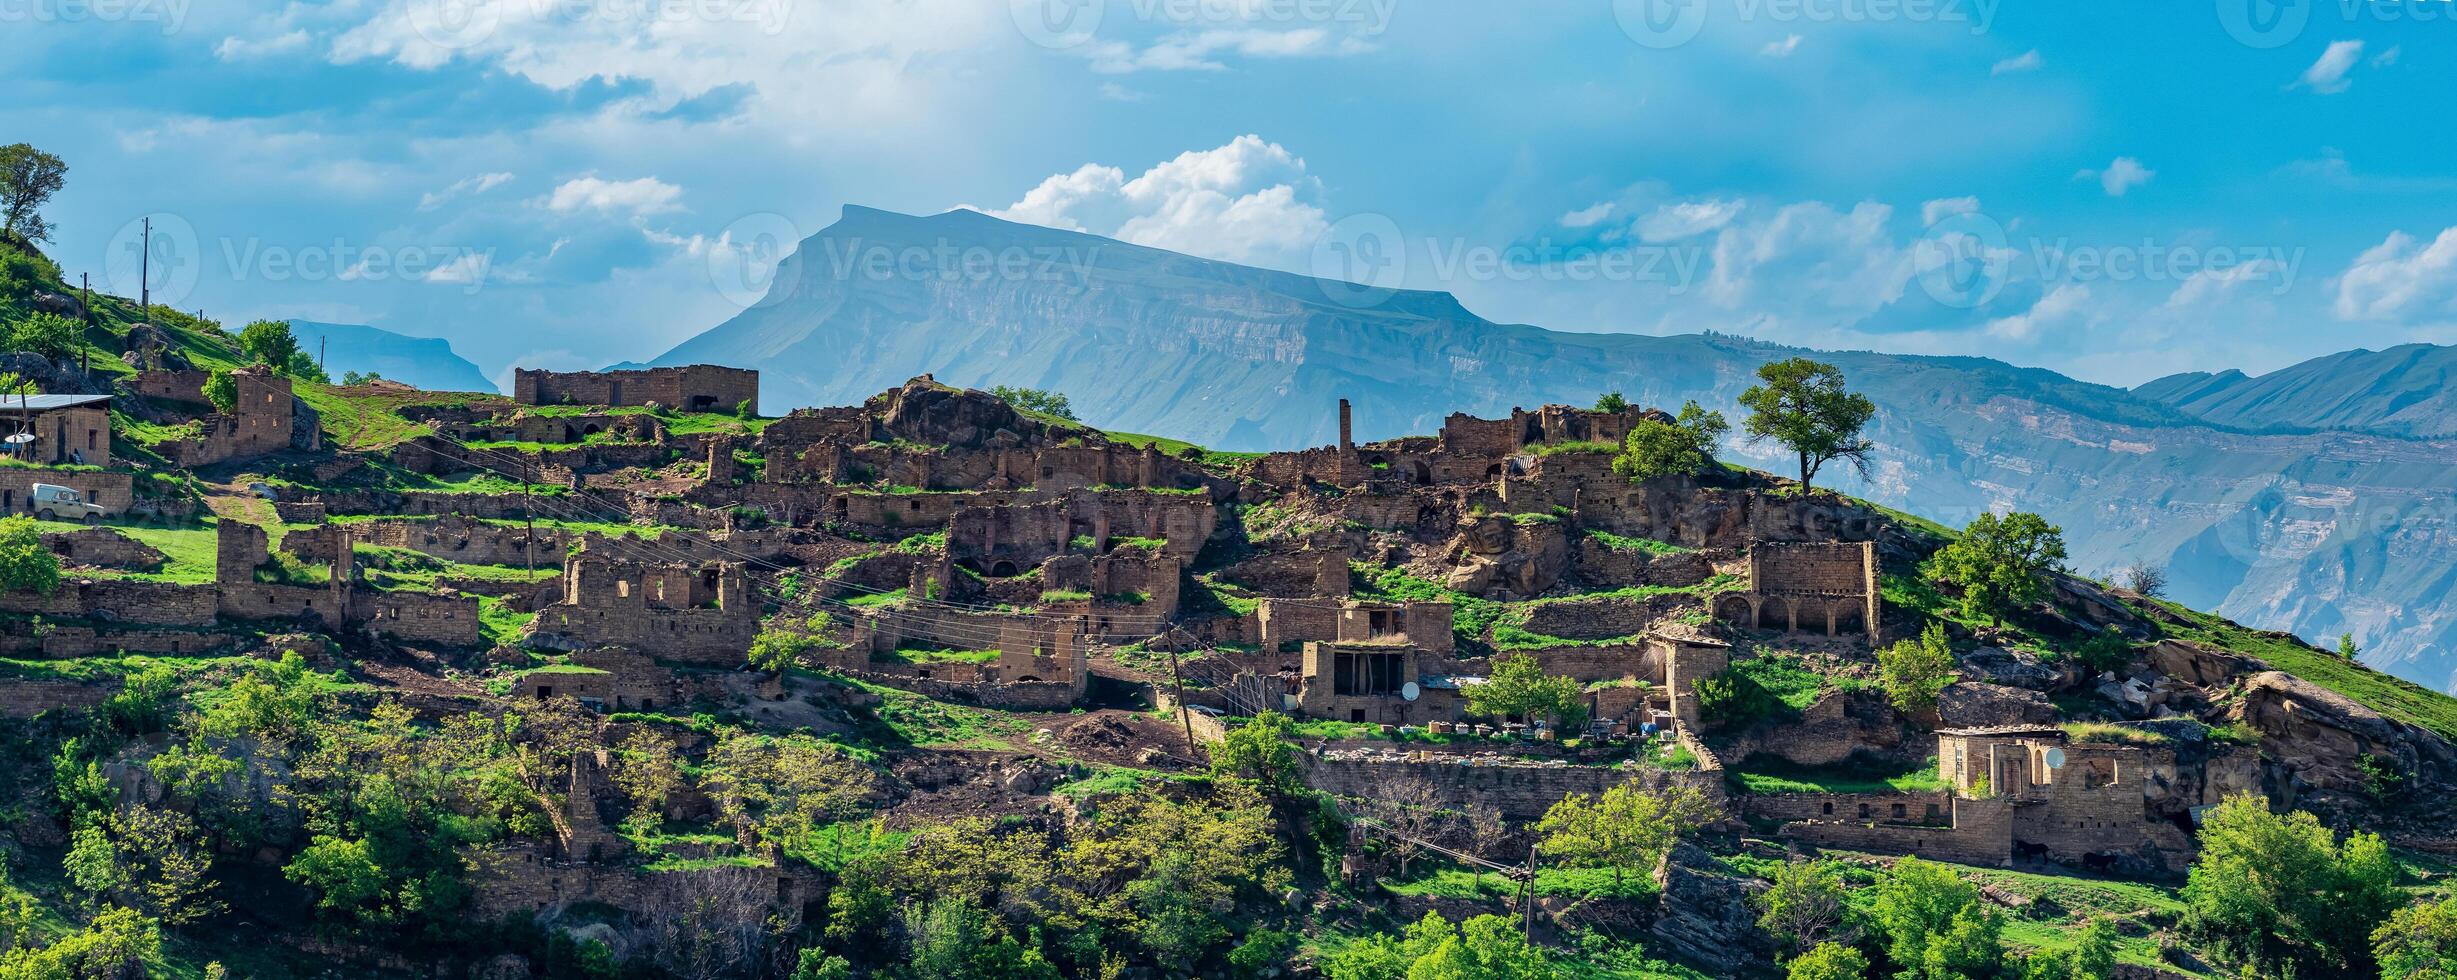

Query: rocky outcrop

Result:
[1937,682,2057,728]
[1649,843,1774,976]
[1443,515,1571,598]
[869,376,1036,449]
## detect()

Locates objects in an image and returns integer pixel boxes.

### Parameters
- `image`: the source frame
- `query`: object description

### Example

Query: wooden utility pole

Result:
[138,218,150,315]
[522,456,537,579]
[1165,644,1199,761]
[78,274,90,375]
[1521,843,1540,940]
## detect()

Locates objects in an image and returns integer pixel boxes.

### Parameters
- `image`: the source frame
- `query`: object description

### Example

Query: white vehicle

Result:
[31,483,111,524]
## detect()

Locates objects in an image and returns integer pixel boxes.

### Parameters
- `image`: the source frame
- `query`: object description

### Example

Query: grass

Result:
[1382,863,1660,902]
[30,517,220,584]
[477,596,535,648]
[1107,430,1264,467]
[1052,766,1181,799]
[1730,755,1948,794]
[2148,597,2457,742]
[876,644,1001,665]
[1729,653,1833,712]
[843,676,1032,750]
[1585,529,1693,556]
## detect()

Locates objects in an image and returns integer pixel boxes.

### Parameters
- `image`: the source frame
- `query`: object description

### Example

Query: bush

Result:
[0,513,61,595]
[201,368,237,414]
[1695,669,1784,731]
[1877,622,1957,716]
[1613,399,1728,483]
[1929,511,2067,625]
[6,310,78,360]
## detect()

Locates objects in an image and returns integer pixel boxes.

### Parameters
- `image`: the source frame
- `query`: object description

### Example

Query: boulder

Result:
[1956,646,2065,691]
[1937,682,2058,728]
[1649,843,1774,975]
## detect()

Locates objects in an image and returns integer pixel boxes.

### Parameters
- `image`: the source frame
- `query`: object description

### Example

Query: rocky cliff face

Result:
[651,206,2457,692]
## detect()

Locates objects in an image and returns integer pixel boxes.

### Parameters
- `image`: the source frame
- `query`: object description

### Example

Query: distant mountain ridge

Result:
[649,205,2457,692]
[2135,343,2457,439]
[289,320,495,393]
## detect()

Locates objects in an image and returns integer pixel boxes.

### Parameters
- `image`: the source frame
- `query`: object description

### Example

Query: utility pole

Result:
[319,335,327,378]
[138,217,151,316]
[523,456,537,579]
[1521,843,1539,940]
[78,274,90,375]
[1164,644,1199,762]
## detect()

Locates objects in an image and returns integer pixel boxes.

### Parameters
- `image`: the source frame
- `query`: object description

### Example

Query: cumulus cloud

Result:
[2166,259,2285,309]
[545,176,684,217]
[982,135,1328,268]
[2076,157,2155,197]
[1087,27,1371,72]
[2295,40,2365,94]
[1637,199,1744,242]
[1985,284,2090,341]
[2335,227,2457,321]
[1560,202,1616,229]
[1760,34,1802,58]
[1704,201,1910,320]
[1990,49,2043,75]
[419,172,517,211]
[1921,196,1981,226]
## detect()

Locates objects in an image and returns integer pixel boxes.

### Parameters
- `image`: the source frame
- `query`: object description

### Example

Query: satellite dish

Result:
[2,433,32,445]
[1400,681,1421,702]
[2043,747,2067,770]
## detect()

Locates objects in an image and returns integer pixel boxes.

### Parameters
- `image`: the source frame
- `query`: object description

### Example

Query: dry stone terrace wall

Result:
[285,514,569,567]
[1304,751,1726,820]
[0,679,109,719]
[41,528,166,570]
[0,580,219,627]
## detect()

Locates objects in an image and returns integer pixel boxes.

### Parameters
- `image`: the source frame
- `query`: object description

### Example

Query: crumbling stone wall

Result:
[0,580,219,626]
[1303,755,1725,820]
[533,553,758,664]
[515,365,758,413]
[0,469,134,516]
[1780,795,2016,867]
[1715,541,1880,642]
[42,528,166,570]
[286,514,567,568]
[135,367,308,467]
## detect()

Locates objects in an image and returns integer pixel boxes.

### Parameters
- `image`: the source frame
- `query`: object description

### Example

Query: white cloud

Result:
[2166,259,2283,309]
[1990,49,2043,75]
[2335,227,2457,321]
[2076,157,2155,197]
[1637,199,1744,242]
[2371,45,2401,68]
[1704,201,1908,319]
[1560,202,1616,229]
[419,172,517,211]
[2295,40,2365,94]
[983,135,1328,269]
[1760,34,1802,58]
[545,176,684,217]
[1086,27,1371,73]
[216,29,310,61]
[1985,284,2090,341]
[1920,196,1981,226]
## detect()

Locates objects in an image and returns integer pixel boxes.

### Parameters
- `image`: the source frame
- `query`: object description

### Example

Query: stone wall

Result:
[1304,754,1726,820]
[42,528,166,570]
[0,469,135,516]
[286,514,566,568]
[0,580,219,626]
[515,365,758,413]
[1779,795,2016,867]
[0,679,108,718]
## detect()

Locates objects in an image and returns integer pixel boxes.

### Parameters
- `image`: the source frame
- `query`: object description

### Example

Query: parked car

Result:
[31,483,113,524]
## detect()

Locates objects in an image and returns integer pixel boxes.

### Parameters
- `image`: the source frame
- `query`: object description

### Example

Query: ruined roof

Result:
[0,394,112,411]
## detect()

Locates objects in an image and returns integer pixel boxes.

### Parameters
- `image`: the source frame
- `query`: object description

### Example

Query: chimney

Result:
[1338,398,1354,453]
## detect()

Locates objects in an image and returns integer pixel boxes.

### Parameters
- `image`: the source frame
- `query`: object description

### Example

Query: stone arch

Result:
[989,560,1019,578]
[1715,595,1754,625]
[1484,463,1504,478]
[1411,461,1431,485]
[1830,599,1866,637]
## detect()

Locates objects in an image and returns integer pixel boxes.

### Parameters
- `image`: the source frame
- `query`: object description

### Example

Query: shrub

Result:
[1877,622,1957,716]
[1929,511,2067,625]
[6,310,78,360]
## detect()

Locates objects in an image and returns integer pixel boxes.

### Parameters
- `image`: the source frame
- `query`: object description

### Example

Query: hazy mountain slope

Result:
[653,206,2457,691]
[289,320,495,393]
[2135,343,2457,438]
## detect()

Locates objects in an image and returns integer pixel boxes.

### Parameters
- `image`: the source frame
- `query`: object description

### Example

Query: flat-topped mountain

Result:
[648,206,2457,693]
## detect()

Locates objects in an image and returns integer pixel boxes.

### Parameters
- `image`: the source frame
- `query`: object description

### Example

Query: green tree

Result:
[0,515,61,596]
[0,906,159,979]
[201,369,237,414]
[65,805,221,925]
[285,348,328,384]
[1738,357,1876,493]
[1210,710,1302,797]
[0,144,67,244]
[1693,670,1784,731]
[1877,622,1958,716]
[749,625,827,675]
[1613,400,1729,483]
[7,311,79,361]
[2376,897,2457,980]
[2182,795,2401,976]
[2067,918,2118,980]
[238,320,301,372]
[1535,782,1716,888]
[1594,392,1629,412]
[2074,627,2136,673]
[2338,632,2362,660]
[1465,653,1589,731]
[700,733,874,850]
[1868,857,2003,980]
[1786,942,1868,980]
[1756,859,1850,954]
[1931,511,2067,626]
[902,898,1061,980]
[101,664,179,735]
[283,835,390,922]
[340,370,381,386]
[990,385,1076,421]
[791,949,855,980]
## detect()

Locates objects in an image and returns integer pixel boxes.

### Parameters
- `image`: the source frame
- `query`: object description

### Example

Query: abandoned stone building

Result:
[0,393,113,467]
[531,549,759,665]
[514,365,759,413]
[1715,541,1881,642]
[121,366,315,466]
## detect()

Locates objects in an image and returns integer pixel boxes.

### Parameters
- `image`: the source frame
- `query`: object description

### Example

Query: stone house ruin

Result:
[533,550,759,665]
[514,365,759,414]
[1715,541,1880,641]
[0,393,113,467]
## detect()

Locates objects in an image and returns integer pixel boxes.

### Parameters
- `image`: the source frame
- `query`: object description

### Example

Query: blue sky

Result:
[5,0,2454,392]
